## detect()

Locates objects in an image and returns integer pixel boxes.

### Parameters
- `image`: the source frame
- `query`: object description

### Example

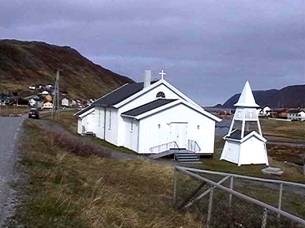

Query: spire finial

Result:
[159,70,166,80]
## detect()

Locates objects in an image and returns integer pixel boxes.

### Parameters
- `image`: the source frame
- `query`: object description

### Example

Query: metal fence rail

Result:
[174,166,305,228]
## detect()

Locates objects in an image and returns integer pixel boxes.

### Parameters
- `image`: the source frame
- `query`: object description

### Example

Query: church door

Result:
[170,122,188,148]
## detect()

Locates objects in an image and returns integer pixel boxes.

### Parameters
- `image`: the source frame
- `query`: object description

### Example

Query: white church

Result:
[75,70,221,155]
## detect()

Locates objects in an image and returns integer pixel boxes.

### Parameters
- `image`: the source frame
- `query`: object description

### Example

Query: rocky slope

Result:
[0,39,132,99]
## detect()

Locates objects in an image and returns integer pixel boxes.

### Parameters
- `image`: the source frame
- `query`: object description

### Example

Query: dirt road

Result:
[0,116,24,225]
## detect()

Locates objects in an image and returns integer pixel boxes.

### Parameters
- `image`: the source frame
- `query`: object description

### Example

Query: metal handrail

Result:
[149,141,179,153]
[188,139,201,153]
[178,166,305,188]
[175,166,305,226]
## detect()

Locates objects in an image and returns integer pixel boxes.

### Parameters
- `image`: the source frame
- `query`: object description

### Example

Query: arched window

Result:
[156,91,165,99]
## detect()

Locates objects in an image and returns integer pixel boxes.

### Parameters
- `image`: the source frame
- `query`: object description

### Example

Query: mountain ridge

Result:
[222,84,305,108]
[0,39,133,99]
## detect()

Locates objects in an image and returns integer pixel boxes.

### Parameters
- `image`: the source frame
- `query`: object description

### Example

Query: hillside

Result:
[0,39,132,99]
[223,84,305,108]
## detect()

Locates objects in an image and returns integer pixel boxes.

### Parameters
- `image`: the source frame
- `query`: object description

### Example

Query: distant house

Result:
[42,102,53,109]
[271,109,288,119]
[70,100,77,107]
[288,109,305,121]
[41,91,49,95]
[61,98,70,107]
[258,106,271,117]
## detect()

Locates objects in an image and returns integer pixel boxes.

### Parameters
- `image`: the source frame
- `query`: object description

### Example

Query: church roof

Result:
[94,81,157,107]
[234,81,259,108]
[122,99,177,117]
[225,130,251,140]
[75,81,158,116]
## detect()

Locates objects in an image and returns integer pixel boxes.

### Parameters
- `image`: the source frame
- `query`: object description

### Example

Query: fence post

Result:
[278,183,283,219]
[206,188,214,228]
[173,167,177,206]
[229,176,234,208]
[261,208,268,228]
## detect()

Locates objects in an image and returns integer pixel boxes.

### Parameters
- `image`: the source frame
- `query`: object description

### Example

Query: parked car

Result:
[28,109,39,119]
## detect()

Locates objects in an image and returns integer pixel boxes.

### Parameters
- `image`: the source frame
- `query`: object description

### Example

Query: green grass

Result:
[43,110,138,155]
[193,138,305,183]
[0,106,28,116]
[261,118,305,142]
[9,120,200,227]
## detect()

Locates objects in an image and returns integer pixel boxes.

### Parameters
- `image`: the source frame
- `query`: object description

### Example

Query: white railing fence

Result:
[187,139,201,153]
[149,141,179,154]
[173,166,305,228]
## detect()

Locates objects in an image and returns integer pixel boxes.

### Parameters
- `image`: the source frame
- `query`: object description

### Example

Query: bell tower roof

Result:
[234,81,259,108]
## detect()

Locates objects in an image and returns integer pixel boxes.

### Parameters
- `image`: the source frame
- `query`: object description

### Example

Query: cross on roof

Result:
[159,70,166,80]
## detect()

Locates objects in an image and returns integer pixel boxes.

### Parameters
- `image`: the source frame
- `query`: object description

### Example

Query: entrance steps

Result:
[149,148,201,163]
[174,150,201,163]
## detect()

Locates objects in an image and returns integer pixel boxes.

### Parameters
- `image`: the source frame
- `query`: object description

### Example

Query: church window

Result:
[108,109,112,130]
[130,119,134,132]
[98,109,101,127]
[158,124,161,129]
[197,125,200,130]
[156,91,165,98]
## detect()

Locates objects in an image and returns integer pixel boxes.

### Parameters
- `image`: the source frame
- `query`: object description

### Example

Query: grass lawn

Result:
[9,112,305,227]
[9,120,201,227]
[193,138,305,184]
[43,110,137,155]
[260,118,305,142]
[0,105,28,116]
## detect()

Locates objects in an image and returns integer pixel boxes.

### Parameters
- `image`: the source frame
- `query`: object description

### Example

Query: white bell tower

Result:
[220,81,269,166]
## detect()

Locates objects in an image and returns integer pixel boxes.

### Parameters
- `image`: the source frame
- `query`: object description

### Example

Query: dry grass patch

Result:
[10,121,200,227]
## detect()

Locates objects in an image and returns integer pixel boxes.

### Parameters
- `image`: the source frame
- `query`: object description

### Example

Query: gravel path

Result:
[0,116,25,225]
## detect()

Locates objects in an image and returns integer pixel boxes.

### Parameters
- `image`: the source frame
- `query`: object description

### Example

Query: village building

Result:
[41,90,49,95]
[288,109,305,121]
[220,81,269,166]
[61,97,70,107]
[75,70,221,155]
[258,106,271,117]
[42,101,53,109]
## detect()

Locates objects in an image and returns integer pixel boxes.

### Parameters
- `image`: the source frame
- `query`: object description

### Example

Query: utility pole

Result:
[52,70,61,120]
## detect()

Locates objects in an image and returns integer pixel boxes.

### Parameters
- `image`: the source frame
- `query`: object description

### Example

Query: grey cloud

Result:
[0,0,304,105]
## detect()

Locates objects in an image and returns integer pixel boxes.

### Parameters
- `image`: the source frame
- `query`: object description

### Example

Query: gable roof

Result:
[94,82,155,107]
[225,129,266,143]
[114,79,200,109]
[122,99,221,122]
[288,109,305,114]
[122,99,177,117]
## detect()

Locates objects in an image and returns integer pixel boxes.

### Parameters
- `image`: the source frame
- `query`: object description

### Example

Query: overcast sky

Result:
[1,0,304,105]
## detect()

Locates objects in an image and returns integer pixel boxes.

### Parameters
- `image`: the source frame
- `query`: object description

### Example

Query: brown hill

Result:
[0,39,133,99]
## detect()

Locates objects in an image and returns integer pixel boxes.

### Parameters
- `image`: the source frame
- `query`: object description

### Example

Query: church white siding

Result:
[137,103,216,154]
[116,84,184,146]
[122,117,139,151]
[79,109,97,134]
[104,108,119,145]
[94,107,106,139]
